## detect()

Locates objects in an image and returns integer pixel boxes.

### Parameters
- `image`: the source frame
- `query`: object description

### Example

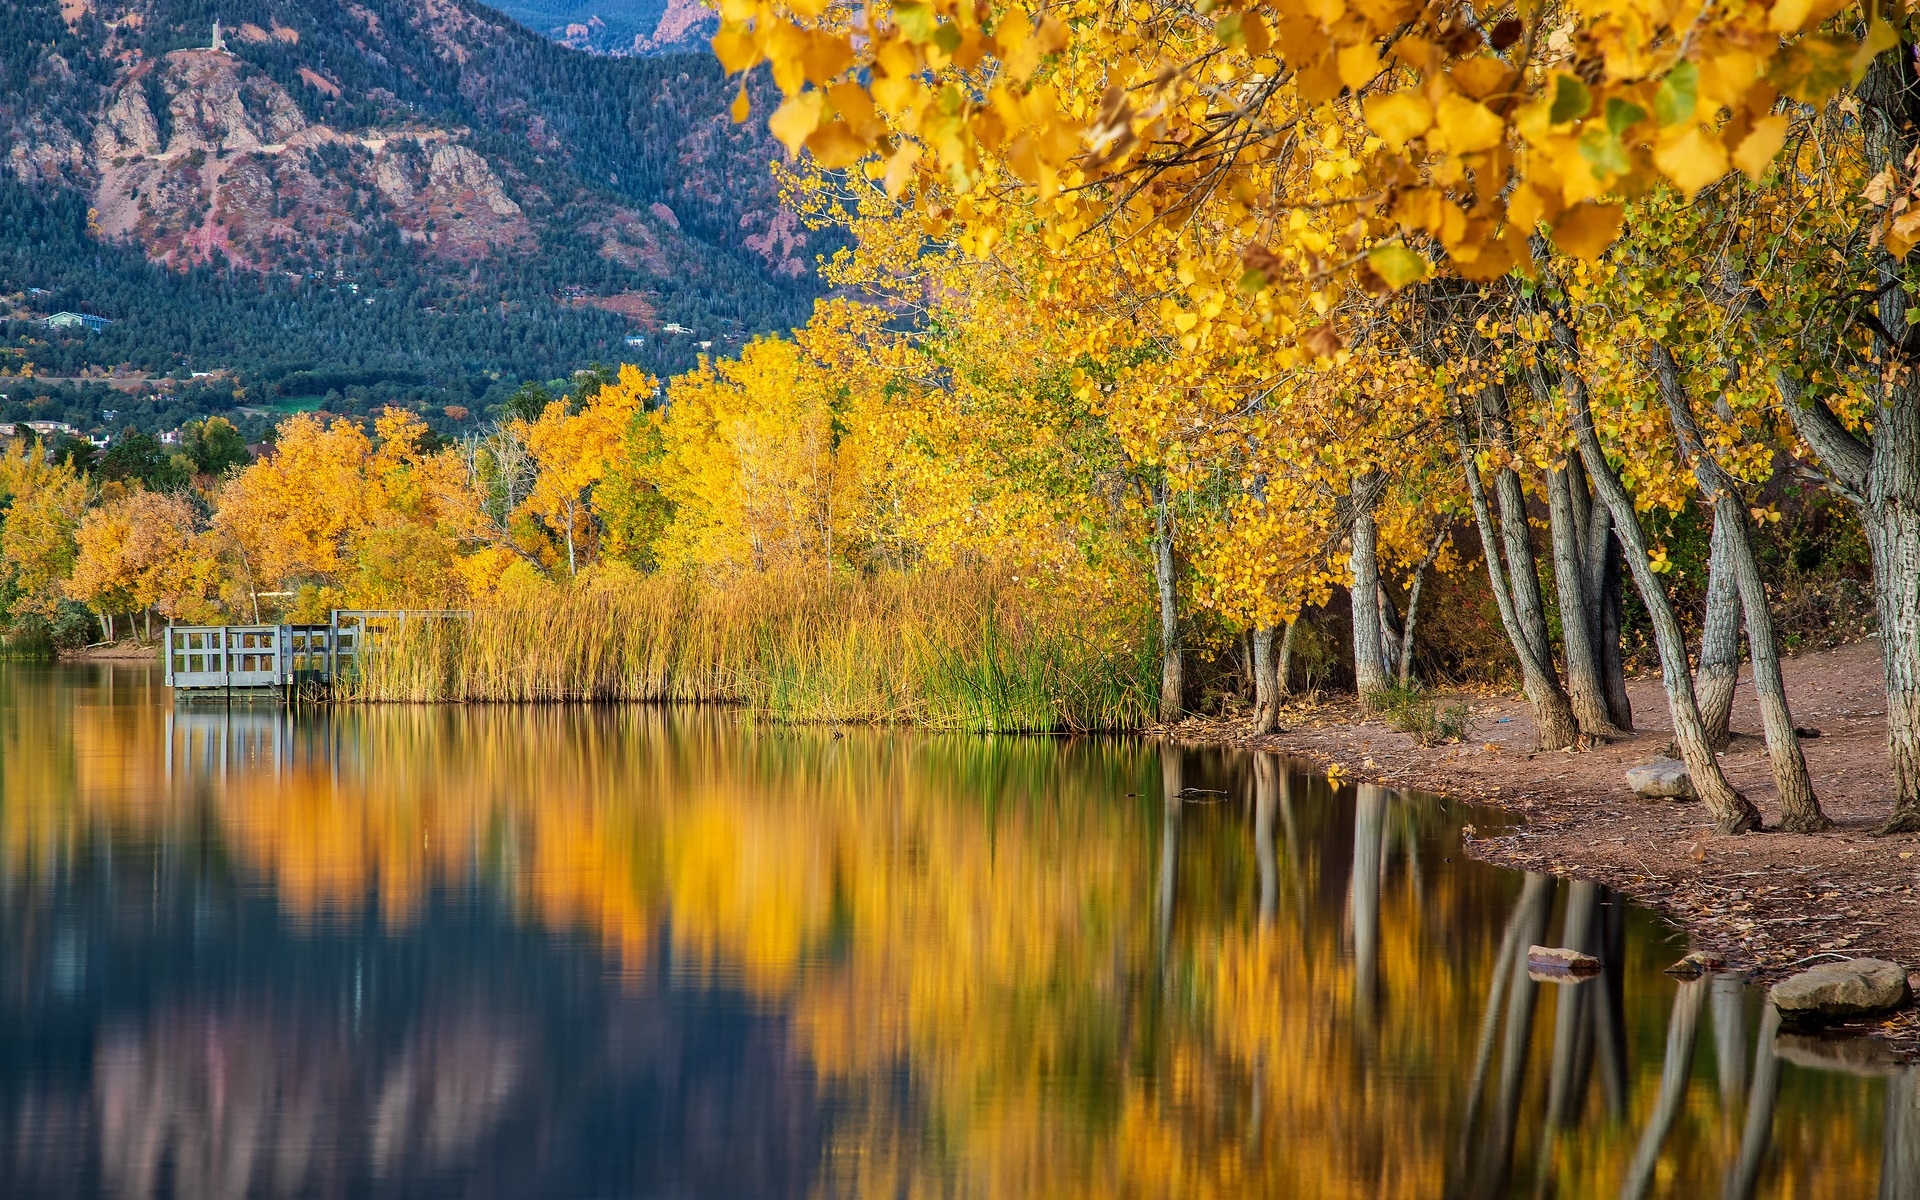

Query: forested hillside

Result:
[0,0,817,436]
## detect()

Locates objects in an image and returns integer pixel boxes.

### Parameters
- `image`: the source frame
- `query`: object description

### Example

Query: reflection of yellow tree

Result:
[0,690,1890,1199]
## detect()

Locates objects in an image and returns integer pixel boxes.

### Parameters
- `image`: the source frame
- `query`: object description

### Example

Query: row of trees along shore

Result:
[3,0,1920,834]
[689,0,1920,837]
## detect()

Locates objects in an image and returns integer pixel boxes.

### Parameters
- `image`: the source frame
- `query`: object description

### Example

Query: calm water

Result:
[0,664,1911,1199]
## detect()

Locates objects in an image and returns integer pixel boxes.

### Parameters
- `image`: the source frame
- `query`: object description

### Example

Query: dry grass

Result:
[336,569,1157,732]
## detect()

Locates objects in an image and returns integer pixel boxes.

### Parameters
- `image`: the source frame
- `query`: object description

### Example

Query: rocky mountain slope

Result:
[489,0,715,56]
[0,0,817,429]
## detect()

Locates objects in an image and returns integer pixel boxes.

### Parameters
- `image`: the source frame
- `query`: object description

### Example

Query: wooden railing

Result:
[164,610,469,692]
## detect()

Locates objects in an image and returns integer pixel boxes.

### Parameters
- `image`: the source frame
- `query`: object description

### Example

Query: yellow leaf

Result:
[1550,202,1624,261]
[711,27,760,74]
[1732,114,1789,179]
[1449,55,1511,101]
[1337,43,1380,91]
[1363,91,1432,152]
[883,141,921,198]
[805,119,867,168]
[1652,124,1730,199]
[1432,92,1505,155]
[769,92,825,155]
[730,86,750,124]
[1767,0,1813,32]
[1366,244,1428,288]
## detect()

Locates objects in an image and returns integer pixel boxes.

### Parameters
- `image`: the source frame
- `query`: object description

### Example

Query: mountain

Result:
[0,0,817,437]
[487,1,715,56]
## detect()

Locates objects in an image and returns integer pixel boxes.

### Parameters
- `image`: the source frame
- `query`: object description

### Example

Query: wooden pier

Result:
[163,610,465,694]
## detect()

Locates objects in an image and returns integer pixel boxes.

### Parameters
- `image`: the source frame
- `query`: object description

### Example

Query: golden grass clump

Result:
[336,569,1157,732]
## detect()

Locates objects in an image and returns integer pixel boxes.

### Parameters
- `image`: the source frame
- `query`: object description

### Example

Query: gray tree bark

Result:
[1278,619,1297,697]
[1399,527,1446,688]
[1548,463,1628,738]
[1153,478,1183,723]
[1485,387,1558,673]
[1348,475,1393,700]
[1557,337,1762,833]
[1599,542,1635,730]
[1656,344,1828,831]
[1252,624,1282,733]
[1763,50,1920,832]
[1451,413,1579,750]
[1696,514,1743,748]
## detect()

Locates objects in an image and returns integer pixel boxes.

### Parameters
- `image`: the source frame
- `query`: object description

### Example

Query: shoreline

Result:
[1166,635,1920,1058]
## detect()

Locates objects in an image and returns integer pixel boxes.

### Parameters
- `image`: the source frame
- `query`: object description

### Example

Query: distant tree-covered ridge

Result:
[0,0,824,436]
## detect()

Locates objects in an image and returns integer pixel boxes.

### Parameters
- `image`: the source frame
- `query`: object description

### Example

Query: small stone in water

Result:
[1527,945,1602,982]
[1664,951,1727,977]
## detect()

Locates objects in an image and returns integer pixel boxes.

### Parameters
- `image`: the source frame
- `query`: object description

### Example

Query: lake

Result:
[0,663,1909,1198]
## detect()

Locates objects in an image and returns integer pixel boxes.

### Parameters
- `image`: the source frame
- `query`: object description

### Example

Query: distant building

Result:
[661,322,693,334]
[45,312,112,332]
[211,20,227,52]
[21,421,77,439]
[159,429,183,445]
[624,334,646,347]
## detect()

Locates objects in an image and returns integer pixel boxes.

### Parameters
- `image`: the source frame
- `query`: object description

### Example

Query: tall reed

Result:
[337,570,1158,732]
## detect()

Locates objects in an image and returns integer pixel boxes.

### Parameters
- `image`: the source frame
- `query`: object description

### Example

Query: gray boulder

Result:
[1625,758,1695,800]
[1770,958,1911,1024]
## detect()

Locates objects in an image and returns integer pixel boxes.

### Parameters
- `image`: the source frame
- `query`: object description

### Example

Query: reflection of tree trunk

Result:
[1709,973,1749,1113]
[1619,979,1706,1200]
[1157,743,1182,975]
[1255,754,1278,928]
[1476,873,1555,1198]
[1885,1066,1920,1200]
[1454,872,1553,1198]
[1722,1005,1780,1200]
[1544,881,1600,1129]
[1350,783,1386,1027]
[1590,893,1629,1121]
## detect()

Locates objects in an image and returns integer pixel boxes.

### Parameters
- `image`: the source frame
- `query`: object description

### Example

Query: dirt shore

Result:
[1169,635,1920,1055]
[59,641,161,661]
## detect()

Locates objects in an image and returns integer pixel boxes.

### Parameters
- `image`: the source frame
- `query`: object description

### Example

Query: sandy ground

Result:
[59,641,161,661]
[1170,635,1920,1053]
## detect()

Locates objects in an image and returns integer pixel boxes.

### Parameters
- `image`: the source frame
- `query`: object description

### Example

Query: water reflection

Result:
[0,663,1905,1197]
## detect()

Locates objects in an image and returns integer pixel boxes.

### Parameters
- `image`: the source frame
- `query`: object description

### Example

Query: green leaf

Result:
[1367,244,1430,289]
[1214,12,1245,46]
[893,2,939,44]
[1577,125,1630,177]
[1605,96,1648,136]
[1549,74,1592,124]
[1653,62,1698,126]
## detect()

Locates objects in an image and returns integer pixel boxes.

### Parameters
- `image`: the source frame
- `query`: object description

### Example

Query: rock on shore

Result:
[1770,958,1911,1024]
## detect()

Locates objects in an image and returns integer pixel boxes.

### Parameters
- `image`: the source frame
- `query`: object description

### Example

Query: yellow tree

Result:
[67,488,217,635]
[0,439,90,623]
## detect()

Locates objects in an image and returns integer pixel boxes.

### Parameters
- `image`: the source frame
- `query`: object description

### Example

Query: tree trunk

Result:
[1656,344,1828,831]
[1277,619,1297,697]
[1252,624,1282,733]
[1599,541,1634,729]
[1399,528,1445,688]
[1558,342,1761,832]
[1696,513,1743,748]
[1348,475,1392,700]
[1154,479,1183,723]
[1451,413,1579,750]
[1547,463,1627,738]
